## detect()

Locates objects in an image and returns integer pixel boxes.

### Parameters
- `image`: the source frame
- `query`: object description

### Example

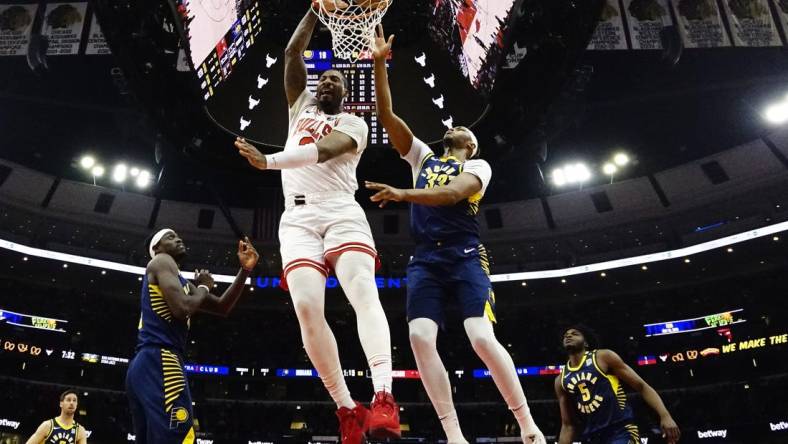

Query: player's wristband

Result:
[265,143,319,170]
[197,284,211,292]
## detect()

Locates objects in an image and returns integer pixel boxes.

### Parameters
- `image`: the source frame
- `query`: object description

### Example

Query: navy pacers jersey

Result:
[560,350,635,438]
[44,418,79,444]
[404,137,491,243]
[136,274,191,354]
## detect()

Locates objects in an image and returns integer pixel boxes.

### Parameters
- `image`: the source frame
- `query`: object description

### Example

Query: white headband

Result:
[468,130,479,158]
[149,228,174,258]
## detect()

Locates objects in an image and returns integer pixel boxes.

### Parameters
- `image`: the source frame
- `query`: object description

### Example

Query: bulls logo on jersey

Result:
[294,108,338,146]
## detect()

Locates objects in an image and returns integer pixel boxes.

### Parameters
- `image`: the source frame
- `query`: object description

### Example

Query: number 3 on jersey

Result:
[425,170,450,189]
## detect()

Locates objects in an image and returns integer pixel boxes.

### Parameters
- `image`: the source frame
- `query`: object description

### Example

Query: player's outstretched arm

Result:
[25,420,51,444]
[284,6,319,107]
[372,24,414,157]
[193,237,259,317]
[236,108,365,170]
[554,377,576,444]
[598,349,681,443]
[365,172,482,207]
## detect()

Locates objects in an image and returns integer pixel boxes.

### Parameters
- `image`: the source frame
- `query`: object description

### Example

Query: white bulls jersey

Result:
[282,89,369,197]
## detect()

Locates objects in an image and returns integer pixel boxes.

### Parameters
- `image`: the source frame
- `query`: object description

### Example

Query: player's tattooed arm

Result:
[372,24,414,157]
[554,377,576,444]
[284,7,319,107]
[365,172,482,207]
[598,349,681,443]
[192,237,260,317]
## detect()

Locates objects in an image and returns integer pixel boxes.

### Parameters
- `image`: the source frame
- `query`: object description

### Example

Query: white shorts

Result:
[278,192,379,290]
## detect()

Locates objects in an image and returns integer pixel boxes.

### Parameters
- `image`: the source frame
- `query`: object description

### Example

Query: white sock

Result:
[409,318,467,443]
[288,267,354,409]
[334,251,394,394]
[368,353,393,393]
[439,409,467,443]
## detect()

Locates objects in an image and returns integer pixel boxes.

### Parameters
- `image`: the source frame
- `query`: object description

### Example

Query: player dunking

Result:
[366,26,545,444]
[125,229,259,443]
[233,2,400,442]
[25,389,87,444]
[556,325,681,444]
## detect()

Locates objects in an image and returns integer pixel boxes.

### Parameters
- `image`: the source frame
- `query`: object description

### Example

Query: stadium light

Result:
[112,164,128,183]
[136,170,152,189]
[551,168,567,186]
[613,153,630,166]
[603,163,618,175]
[552,163,592,187]
[130,167,140,177]
[91,165,105,178]
[764,100,788,125]
[80,156,96,170]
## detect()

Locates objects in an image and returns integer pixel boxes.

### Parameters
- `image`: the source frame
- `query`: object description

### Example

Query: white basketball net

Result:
[312,0,392,62]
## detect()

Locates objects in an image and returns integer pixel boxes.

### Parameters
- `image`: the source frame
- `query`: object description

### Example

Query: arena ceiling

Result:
[1,0,787,208]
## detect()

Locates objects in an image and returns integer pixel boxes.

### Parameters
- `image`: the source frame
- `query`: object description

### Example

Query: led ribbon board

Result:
[644,309,746,337]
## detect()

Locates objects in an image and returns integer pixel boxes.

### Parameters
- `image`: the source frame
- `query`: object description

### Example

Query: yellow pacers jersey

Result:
[44,418,78,444]
[136,274,191,354]
[560,350,635,438]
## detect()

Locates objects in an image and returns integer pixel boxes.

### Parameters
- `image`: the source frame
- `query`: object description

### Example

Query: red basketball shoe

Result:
[368,391,401,439]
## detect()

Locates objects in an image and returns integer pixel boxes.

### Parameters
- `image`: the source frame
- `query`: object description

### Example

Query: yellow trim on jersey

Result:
[149,284,174,322]
[54,418,75,430]
[478,244,491,276]
[182,426,196,444]
[591,350,610,377]
[414,152,434,187]
[161,349,186,413]
[625,424,640,443]
[592,350,628,409]
[44,419,54,441]
[559,366,567,391]
[566,351,588,372]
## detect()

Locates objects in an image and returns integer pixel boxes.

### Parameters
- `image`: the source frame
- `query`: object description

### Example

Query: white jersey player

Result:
[234,3,400,444]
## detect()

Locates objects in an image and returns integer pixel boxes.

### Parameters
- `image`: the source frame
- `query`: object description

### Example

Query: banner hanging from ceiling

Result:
[42,2,88,56]
[671,0,732,48]
[721,0,782,46]
[588,0,630,50]
[0,4,39,56]
[623,0,673,49]
[770,0,788,39]
[84,12,109,55]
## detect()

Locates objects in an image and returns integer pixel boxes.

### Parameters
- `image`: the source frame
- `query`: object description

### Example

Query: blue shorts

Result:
[406,241,496,326]
[585,423,640,444]
[126,346,195,444]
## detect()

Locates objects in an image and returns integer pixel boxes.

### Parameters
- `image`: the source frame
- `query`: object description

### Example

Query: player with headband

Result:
[125,229,259,443]
[233,2,400,443]
[364,25,546,444]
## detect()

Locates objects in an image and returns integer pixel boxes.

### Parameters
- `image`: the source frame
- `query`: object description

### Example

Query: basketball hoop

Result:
[312,0,392,63]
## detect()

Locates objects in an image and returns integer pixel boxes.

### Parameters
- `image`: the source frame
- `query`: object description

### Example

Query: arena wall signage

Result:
[255,276,407,290]
[0,308,68,333]
[0,418,21,430]
[770,420,788,432]
[637,332,788,366]
[643,308,745,337]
